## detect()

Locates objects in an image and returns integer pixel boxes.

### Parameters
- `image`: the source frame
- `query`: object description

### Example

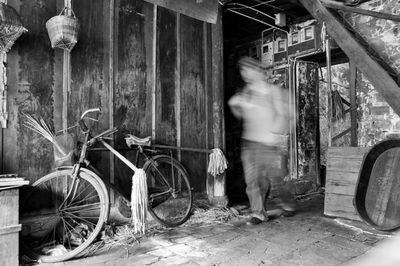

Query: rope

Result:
[207,148,228,177]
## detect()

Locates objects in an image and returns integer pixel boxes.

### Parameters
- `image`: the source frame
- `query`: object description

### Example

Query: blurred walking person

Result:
[228,56,296,225]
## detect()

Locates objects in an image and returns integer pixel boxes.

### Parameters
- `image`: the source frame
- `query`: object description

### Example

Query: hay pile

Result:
[184,206,241,225]
[183,197,244,226]
[78,224,141,257]
[83,197,243,256]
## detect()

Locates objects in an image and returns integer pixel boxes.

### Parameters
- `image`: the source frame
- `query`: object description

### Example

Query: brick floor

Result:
[38,195,395,266]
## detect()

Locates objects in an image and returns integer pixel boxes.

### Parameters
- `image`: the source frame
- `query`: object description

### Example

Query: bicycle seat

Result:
[125,134,152,147]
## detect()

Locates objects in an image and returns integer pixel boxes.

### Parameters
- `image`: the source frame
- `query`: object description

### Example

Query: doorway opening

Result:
[220,1,348,204]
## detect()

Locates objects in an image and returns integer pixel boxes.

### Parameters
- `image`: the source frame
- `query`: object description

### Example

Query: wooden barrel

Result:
[355,139,400,231]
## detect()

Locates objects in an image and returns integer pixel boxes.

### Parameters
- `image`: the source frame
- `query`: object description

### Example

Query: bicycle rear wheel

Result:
[20,168,109,263]
[144,155,193,227]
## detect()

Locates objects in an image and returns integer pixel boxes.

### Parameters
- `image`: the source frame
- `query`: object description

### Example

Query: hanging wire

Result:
[225,1,289,34]
[226,2,276,20]
[225,0,275,10]
[226,8,288,33]
[251,0,285,11]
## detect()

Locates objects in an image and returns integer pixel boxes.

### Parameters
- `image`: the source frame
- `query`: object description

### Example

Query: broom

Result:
[130,168,148,235]
[23,113,66,157]
[207,148,228,177]
[99,139,148,235]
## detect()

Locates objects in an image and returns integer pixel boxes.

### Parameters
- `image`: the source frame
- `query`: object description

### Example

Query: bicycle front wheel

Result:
[144,155,193,227]
[20,168,109,263]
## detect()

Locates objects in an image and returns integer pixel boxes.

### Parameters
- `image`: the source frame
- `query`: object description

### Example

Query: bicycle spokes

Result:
[20,169,108,262]
[144,155,192,227]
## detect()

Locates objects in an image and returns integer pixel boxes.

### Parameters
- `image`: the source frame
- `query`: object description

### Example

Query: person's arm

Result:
[271,85,290,134]
[228,92,243,119]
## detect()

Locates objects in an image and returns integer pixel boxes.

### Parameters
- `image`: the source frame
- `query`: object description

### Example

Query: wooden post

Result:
[62,0,72,133]
[204,22,210,196]
[0,51,5,172]
[288,59,298,180]
[209,9,227,206]
[176,13,181,160]
[205,22,214,198]
[326,37,332,147]
[349,60,358,147]
[108,0,115,203]
[0,0,7,130]
[151,5,157,141]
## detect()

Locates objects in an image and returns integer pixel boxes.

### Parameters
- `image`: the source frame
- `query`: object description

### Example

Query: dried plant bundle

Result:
[331,90,345,122]
[23,113,67,157]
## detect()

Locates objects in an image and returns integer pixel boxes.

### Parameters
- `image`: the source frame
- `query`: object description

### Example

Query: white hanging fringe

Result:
[130,169,148,235]
[207,148,228,177]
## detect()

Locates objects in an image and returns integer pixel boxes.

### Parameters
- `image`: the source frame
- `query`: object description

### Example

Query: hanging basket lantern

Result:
[0,3,27,53]
[45,7,79,52]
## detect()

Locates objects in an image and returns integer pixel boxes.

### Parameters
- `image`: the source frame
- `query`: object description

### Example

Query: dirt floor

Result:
[27,194,397,266]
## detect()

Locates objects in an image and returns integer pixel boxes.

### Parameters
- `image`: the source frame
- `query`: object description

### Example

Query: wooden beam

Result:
[349,60,358,147]
[332,128,351,142]
[299,0,400,116]
[143,0,218,24]
[321,0,400,23]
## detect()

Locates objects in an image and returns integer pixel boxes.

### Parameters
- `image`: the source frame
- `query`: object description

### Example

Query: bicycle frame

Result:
[75,120,175,200]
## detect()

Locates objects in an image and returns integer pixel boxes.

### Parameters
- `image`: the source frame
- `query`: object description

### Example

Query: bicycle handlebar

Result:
[80,108,101,119]
[79,108,101,132]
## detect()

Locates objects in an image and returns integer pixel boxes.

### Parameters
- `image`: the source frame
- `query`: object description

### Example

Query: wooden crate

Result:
[324,147,369,221]
[0,188,21,266]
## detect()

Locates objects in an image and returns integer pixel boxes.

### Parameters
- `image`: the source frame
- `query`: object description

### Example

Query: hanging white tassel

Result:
[207,148,228,177]
[130,169,148,235]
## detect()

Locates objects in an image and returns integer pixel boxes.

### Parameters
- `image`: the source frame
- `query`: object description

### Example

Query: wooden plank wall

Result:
[180,15,207,192]
[2,0,223,198]
[4,0,56,181]
[114,0,154,196]
[71,0,111,185]
[156,7,177,146]
[324,147,369,221]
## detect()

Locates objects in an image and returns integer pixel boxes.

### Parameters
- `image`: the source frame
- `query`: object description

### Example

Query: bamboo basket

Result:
[0,3,27,53]
[45,7,79,51]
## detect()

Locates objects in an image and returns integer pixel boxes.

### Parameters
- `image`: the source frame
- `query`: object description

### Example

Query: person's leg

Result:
[267,149,297,212]
[269,151,297,214]
[256,146,271,217]
[241,141,267,222]
[272,179,297,213]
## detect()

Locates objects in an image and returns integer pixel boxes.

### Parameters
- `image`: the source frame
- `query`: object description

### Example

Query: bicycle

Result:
[20,108,193,263]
